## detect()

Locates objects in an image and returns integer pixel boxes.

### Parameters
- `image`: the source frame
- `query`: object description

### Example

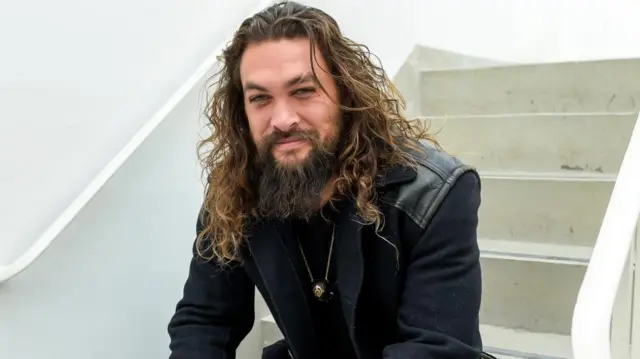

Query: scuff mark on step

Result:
[560,164,605,173]
[569,226,574,234]
[561,164,584,171]
[606,94,617,111]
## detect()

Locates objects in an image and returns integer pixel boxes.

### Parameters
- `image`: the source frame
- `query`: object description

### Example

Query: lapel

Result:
[334,199,365,343]
[246,219,319,359]
[336,164,417,339]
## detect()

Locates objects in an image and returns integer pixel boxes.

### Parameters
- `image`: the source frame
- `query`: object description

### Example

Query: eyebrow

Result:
[243,72,317,92]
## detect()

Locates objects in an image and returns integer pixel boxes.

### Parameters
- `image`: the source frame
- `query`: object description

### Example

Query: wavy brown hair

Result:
[196,1,435,263]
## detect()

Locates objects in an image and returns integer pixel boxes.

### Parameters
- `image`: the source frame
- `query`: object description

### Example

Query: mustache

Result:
[259,129,320,151]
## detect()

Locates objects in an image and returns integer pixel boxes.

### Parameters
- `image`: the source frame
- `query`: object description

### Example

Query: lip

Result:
[274,138,306,150]
[277,138,301,144]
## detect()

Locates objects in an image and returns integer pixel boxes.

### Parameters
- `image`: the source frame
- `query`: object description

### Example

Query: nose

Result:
[270,100,300,132]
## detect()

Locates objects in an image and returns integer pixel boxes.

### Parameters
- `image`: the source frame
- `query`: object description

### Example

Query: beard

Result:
[254,126,341,221]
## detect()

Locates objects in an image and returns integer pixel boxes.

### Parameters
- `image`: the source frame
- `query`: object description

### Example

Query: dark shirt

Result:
[291,205,358,359]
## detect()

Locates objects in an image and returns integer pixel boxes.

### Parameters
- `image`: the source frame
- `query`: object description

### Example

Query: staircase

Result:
[256,47,640,358]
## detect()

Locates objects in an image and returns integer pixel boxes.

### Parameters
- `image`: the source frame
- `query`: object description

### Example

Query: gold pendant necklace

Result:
[298,224,335,302]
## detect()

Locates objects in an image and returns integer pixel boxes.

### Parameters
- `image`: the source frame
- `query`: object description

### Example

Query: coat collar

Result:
[374,163,417,188]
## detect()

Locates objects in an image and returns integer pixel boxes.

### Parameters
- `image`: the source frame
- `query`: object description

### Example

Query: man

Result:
[168,2,488,359]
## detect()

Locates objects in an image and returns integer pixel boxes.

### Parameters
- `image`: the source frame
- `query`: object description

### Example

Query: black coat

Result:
[168,143,485,359]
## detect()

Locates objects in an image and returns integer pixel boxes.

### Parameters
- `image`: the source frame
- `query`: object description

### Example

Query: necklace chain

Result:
[297,224,335,301]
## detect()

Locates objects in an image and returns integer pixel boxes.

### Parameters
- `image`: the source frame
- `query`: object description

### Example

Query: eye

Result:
[293,87,316,97]
[248,94,270,104]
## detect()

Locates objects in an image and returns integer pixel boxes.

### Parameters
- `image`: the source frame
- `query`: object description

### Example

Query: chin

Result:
[275,155,307,169]
[273,148,311,165]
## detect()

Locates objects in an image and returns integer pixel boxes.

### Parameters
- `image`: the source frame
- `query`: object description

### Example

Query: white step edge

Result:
[478,170,617,182]
[481,324,572,359]
[486,349,565,359]
[419,111,638,120]
[260,316,571,359]
[479,238,592,266]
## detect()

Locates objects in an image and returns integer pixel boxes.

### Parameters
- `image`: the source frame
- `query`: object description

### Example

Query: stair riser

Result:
[426,114,636,174]
[480,258,584,335]
[261,317,284,348]
[394,45,506,119]
[419,59,640,115]
[479,177,612,247]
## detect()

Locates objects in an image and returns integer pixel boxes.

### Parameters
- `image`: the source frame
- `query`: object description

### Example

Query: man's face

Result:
[240,37,341,168]
[239,37,343,219]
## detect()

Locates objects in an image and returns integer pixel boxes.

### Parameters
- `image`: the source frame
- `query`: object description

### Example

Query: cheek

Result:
[301,103,340,140]
[245,109,267,142]
[323,109,342,142]
[250,127,262,144]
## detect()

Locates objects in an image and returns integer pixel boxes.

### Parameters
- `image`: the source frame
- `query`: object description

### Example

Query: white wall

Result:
[0,0,267,264]
[0,1,269,358]
[304,0,640,76]
[0,73,206,358]
[409,0,640,65]
[1,0,640,358]
[0,74,269,359]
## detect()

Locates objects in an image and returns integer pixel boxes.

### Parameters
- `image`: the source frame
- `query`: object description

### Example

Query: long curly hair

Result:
[196,1,435,263]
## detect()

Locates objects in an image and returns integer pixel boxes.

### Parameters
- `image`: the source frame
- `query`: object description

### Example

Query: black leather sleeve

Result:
[167,212,255,359]
[383,171,483,359]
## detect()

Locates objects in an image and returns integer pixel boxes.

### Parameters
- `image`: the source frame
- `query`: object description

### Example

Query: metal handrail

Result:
[0,0,275,283]
[572,111,640,359]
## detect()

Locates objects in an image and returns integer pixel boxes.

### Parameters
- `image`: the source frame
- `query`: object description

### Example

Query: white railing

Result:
[0,0,275,284]
[572,111,640,359]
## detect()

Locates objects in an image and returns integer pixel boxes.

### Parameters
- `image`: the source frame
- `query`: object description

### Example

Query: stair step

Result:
[411,45,508,72]
[419,58,640,116]
[479,170,616,182]
[486,355,526,359]
[424,112,636,174]
[486,350,565,359]
[481,324,571,359]
[260,316,570,358]
[261,314,283,347]
[479,238,591,266]
[480,259,583,335]
[478,173,612,248]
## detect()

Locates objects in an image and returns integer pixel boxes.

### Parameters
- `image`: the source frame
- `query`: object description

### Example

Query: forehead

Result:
[239,38,329,88]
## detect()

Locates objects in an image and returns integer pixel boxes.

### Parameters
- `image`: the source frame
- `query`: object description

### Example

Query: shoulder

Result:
[382,140,480,229]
